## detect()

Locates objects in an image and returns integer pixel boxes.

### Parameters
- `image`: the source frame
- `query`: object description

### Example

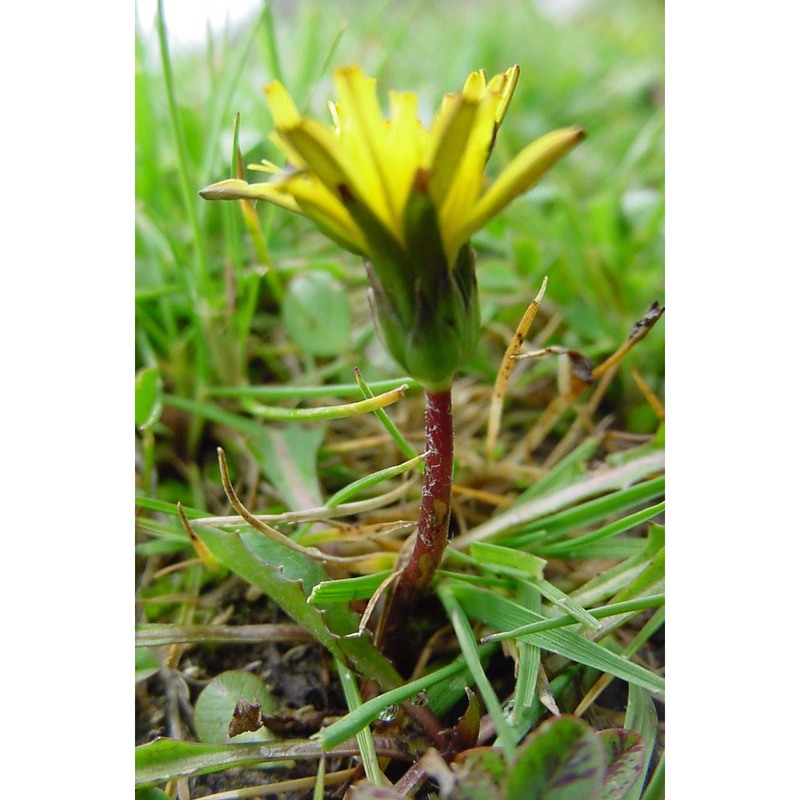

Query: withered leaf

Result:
[228,697,263,738]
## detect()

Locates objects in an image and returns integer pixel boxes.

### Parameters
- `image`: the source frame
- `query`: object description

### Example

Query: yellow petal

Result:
[263,80,302,127]
[455,126,586,246]
[385,91,425,222]
[428,91,460,156]
[488,65,520,129]
[461,70,487,99]
[333,66,396,225]
[438,96,498,257]
[426,92,481,208]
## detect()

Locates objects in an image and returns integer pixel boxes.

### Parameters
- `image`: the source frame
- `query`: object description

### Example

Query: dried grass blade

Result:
[486,276,548,460]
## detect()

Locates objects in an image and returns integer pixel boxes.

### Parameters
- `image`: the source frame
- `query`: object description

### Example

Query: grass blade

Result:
[535,501,665,557]
[166,385,408,424]
[470,542,600,630]
[514,437,601,502]
[640,752,665,800]
[508,476,665,549]
[451,450,664,549]
[438,585,517,761]
[480,594,664,644]
[326,453,424,507]
[335,660,387,786]
[451,584,664,694]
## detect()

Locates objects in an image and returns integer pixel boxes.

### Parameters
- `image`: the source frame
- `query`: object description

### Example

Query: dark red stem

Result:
[379,388,453,661]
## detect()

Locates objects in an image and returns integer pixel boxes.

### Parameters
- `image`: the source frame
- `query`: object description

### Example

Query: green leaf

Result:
[282,271,351,357]
[354,369,420,465]
[597,730,646,800]
[157,402,335,500]
[470,542,599,630]
[535,502,665,558]
[135,648,161,683]
[514,437,599,502]
[194,670,278,744]
[510,476,665,548]
[569,526,664,609]
[209,377,420,401]
[612,544,665,604]
[326,452,424,507]
[481,594,664,646]
[196,526,334,643]
[509,584,542,740]
[505,715,604,800]
[318,644,495,750]
[135,367,162,429]
[424,651,487,719]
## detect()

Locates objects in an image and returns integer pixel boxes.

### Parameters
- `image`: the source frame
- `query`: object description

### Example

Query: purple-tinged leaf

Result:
[597,729,646,800]
[505,715,604,800]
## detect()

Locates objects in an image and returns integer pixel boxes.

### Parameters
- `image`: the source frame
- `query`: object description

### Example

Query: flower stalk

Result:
[397,388,454,607]
[376,387,454,663]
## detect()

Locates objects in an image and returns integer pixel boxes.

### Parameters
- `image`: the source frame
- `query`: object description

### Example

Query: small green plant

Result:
[200,63,584,650]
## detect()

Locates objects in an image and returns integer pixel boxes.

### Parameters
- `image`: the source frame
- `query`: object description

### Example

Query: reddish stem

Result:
[379,388,453,662]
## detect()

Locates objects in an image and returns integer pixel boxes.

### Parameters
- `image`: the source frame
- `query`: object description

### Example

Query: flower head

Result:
[201,66,584,388]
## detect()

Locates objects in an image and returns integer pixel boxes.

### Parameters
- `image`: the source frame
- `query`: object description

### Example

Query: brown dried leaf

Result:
[228,698,263,738]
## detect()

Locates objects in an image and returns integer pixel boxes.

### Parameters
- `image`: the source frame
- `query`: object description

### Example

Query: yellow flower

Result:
[201,66,584,388]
